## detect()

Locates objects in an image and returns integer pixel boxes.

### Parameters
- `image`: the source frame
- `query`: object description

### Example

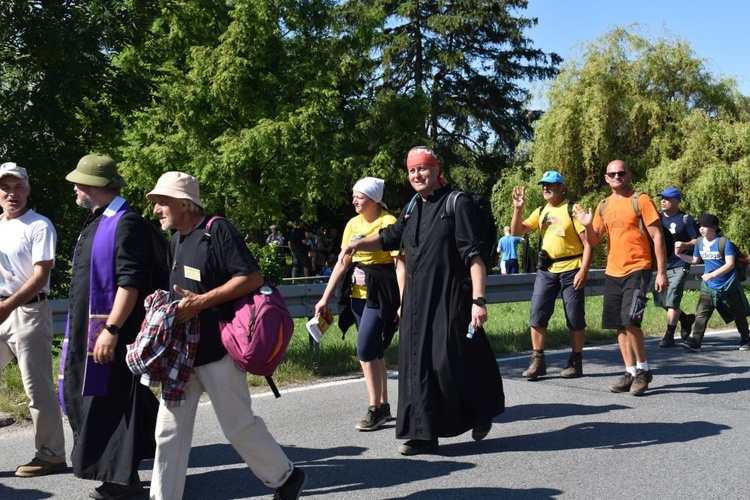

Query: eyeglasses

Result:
[605,171,628,179]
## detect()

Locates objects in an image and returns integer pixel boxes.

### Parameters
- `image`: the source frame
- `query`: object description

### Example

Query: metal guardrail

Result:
[50,265,712,335]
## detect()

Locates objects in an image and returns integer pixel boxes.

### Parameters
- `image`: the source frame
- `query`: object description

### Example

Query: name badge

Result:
[184,265,201,282]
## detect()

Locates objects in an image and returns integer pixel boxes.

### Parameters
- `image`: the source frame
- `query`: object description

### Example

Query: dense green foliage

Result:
[493,28,750,247]
[2,2,558,294]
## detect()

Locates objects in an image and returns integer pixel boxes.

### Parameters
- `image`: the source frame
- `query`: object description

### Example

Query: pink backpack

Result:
[207,217,294,398]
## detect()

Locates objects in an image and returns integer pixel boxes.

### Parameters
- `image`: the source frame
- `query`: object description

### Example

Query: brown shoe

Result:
[609,372,634,393]
[559,352,583,378]
[15,457,67,477]
[522,352,546,380]
[630,368,652,396]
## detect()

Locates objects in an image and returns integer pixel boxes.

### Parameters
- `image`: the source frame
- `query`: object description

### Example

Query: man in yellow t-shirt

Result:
[510,170,592,380]
[577,160,667,396]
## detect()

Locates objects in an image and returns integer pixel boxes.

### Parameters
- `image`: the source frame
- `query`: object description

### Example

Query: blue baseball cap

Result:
[537,170,564,185]
[658,187,682,201]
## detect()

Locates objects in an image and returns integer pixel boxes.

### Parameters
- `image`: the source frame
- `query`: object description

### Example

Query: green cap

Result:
[65,154,126,187]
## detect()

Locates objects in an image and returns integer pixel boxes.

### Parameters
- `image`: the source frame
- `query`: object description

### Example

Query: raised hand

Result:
[512,186,526,209]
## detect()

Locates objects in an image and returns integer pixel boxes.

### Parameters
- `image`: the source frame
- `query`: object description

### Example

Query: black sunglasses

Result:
[605,171,628,179]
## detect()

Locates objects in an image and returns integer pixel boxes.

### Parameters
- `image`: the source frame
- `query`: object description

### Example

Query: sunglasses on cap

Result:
[605,171,628,179]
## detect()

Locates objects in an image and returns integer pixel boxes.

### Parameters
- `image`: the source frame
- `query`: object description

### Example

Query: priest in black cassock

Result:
[340,146,505,455]
[60,154,159,499]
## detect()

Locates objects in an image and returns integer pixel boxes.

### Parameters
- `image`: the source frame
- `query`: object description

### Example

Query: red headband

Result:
[406,147,440,171]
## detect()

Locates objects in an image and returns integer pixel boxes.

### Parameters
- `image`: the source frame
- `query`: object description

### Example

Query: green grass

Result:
[1,289,743,420]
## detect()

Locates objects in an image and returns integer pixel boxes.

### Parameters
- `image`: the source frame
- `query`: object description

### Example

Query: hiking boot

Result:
[630,369,652,396]
[380,403,394,421]
[739,338,750,351]
[0,412,14,428]
[522,352,546,380]
[471,420,492,441]
[355,405,387,431]
[609,373,634,393]
[559,352,583,378]
[89,481,143,500]
[398,439,439,456]
[15,457,67,478]
[658,331,675,348]
[273,467,307,500]
[681,337,702,352]
[680,314,696,340]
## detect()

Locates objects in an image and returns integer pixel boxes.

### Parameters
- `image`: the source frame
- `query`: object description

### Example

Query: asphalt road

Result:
[1,328,748,500]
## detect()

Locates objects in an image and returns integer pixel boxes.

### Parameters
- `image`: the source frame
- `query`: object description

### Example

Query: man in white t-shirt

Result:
[0,162,66,477]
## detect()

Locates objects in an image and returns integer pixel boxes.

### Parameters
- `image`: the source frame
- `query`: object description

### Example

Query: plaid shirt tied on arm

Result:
[126,289,200,407]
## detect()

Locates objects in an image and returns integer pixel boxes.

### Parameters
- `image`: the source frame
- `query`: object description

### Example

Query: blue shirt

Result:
[694,236,737,290]
[661,211,699,269]
[497,235,523,260]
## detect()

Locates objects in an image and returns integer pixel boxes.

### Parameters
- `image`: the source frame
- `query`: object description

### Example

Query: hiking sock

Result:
[533,349,544,355]
[636,361,649,372]
[626,366,637,377]
[666,324,677,336]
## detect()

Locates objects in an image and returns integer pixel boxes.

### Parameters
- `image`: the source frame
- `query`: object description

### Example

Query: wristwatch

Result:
[472,297,487,306]
[104,324,121,335]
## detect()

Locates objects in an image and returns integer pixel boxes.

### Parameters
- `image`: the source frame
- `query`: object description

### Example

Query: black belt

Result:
[0,293,48,304]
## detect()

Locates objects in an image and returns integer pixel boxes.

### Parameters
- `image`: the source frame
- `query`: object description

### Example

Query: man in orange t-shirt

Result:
[576,160,667,396]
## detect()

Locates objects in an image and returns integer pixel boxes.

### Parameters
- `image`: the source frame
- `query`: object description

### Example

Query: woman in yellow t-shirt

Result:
[315,177,400,432]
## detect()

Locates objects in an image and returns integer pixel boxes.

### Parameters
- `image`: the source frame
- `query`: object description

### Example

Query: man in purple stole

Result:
[61,154,159,499]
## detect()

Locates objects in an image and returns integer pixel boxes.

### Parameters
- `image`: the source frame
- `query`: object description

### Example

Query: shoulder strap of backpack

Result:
[631,191,645,235]
[718,236,727,257]
[443,190,464,217]
[404,193,421,220]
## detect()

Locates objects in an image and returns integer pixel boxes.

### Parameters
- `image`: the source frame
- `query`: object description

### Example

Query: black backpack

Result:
[145,221,170,291]
[405,190,498,273]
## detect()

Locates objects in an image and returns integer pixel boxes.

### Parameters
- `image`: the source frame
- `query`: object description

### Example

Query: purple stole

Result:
[58,196,130,414]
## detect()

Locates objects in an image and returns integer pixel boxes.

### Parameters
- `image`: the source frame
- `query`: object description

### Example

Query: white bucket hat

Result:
[146,171,205,209]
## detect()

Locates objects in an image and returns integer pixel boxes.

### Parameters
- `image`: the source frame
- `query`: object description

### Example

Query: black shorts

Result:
[529,269,586,331]
[291,249,311,269]
[602,270,651,329]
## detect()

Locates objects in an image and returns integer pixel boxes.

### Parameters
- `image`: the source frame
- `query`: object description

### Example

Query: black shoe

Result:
[398,439,439,456]
[380,403,395,421]
[273,467,307,500]
[739,338,750,351]
[89,481,143,500]
[658,332,675,348]
[472,420,492,441]
[681,337,702,352]
[680,314,696,340]
[355,405,388,431]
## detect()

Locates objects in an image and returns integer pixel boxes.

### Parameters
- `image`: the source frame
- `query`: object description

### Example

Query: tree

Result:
[116,0,561,236]
[342,0,560,193]
[495,26,750,248]
[117,0,373,233]
[0,0,157,293]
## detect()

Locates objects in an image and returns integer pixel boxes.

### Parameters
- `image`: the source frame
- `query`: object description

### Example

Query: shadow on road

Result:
[0,481,54,500]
